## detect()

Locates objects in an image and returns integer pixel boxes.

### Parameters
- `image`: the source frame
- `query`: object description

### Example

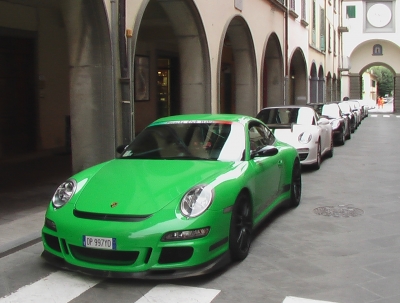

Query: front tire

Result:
[327,136,334,158]
[339,128,346,145]
[313,140,322,170]
[229,192,252,261]
[289,159,302,208]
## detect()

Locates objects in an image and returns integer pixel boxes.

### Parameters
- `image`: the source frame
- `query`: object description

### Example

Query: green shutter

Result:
[346,6,356,18]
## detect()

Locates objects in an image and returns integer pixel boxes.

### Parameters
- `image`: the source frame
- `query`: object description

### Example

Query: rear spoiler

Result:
[267,123,300,133]
[267,124,292,130]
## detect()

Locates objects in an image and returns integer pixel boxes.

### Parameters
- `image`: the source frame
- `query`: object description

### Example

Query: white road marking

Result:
[0,271,101,303]
[283,297,338,303]
[383,115,391,117]
[370,115,378,117]
[134,284,220,303]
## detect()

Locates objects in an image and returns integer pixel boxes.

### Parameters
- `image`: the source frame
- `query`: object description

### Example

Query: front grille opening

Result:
[144,248,152,264]
[69,245,139,266]
[299,153,308,161]
[73,210,152,222]
[158,247,193,264]
[44,233,61,252]
[60,239,69,255]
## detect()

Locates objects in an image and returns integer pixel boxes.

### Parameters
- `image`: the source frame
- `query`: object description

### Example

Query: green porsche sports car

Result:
[41,114,301,279]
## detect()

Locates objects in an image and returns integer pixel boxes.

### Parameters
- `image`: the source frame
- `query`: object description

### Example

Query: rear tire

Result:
[229,192,252,261]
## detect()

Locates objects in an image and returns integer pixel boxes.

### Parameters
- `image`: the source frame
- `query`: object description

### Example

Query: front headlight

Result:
[331,120,340,130]
[52,179,77,208]
[180,184,214,218]
[298,132,312,144]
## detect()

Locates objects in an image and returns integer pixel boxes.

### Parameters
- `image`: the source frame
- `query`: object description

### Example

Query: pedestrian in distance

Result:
[378,96,384,109]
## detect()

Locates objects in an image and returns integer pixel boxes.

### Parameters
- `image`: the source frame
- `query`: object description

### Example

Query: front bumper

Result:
[41,249,231,279]
[41,205,232,279]
[296,145,317,165]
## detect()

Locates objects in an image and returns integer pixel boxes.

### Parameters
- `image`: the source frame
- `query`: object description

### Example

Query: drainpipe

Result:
[111,0,118,148]
[118,0,134,143]
[284,0,289,105]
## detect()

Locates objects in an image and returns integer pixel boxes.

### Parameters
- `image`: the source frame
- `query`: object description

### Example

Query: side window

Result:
[249,123,275,152]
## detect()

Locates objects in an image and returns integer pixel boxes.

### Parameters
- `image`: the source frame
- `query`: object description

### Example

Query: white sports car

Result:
[256,106,333,169]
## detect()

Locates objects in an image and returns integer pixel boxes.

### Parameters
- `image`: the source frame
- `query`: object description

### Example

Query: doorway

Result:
[157,57,180,118]
[0,36,36,157]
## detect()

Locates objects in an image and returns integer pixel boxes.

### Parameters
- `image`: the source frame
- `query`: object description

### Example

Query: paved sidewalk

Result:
[0,152,72,255]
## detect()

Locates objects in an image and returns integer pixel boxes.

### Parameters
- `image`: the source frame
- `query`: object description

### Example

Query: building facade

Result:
[341,0,400,108]
[0,0,345,172]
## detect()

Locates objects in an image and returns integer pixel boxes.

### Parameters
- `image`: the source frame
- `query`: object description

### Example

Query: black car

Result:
[337,102,357,134]
[308,103,350,145]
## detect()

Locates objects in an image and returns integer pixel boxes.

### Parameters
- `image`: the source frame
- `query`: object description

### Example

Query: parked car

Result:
[361,99,376,110]
[344,100,363,124]
[350,99,368,119]
[358,99,371,116]
[256,106,333,169]
[41,114,301,279]
[337,102,357,133]
[308,103,350,145]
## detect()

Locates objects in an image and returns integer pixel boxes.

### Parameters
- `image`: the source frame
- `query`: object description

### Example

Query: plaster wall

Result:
[342,1,400,57]
[350,40,400,73]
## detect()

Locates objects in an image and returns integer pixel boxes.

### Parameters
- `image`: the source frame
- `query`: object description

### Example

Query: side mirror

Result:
[318,117,329,125]
[251,145,279,159]
[116,144,128,154]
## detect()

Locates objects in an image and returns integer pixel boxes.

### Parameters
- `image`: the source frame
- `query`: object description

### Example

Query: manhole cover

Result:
[313,204,364,217]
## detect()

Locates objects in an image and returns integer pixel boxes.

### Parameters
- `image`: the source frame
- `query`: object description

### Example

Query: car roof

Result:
[152,114,255,125]
[259,105,316,113]
[259,105,315,110]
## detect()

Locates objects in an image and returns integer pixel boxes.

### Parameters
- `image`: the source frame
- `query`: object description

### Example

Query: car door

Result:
[316,112,331,154]
[247,122,282,218]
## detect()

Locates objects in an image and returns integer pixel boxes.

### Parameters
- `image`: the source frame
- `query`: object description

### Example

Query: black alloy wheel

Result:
[327,136,334,158]
[313,140,322,170]
[229,192,253,261]
[346,127,351,140]
[339,127,346,145]
[289,159,302,208]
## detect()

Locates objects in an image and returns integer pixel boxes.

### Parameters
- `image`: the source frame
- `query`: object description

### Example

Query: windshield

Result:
[322,104,341,118]
[338,102,351,113]
[120,121,245,161]
[257,107,315,125]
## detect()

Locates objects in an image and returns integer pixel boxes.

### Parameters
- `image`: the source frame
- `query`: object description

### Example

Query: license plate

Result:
[83,236,116,250]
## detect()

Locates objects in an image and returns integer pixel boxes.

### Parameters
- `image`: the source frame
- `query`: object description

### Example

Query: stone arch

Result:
[219,16,257,115]
[261,32,284,108]
[132,0,211,130]
[332,73,339,101]
[347,39,400,111]
[326,72,332,102]
[309,62,318,104]
[318,65,325,102]
[289,48,308,105]
[62,0,115,171]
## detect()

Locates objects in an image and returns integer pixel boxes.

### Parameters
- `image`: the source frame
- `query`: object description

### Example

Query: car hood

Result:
[73,159,235,215]
[273,125,316,146]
